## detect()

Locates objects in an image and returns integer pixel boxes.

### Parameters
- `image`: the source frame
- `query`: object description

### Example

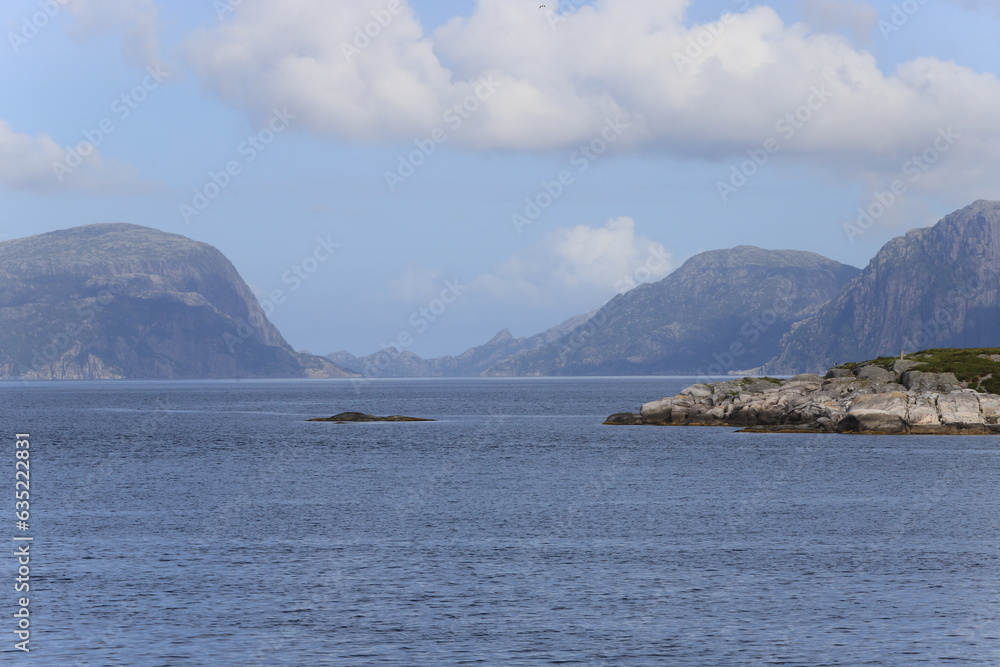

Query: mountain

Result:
[767,200,1000,373]
[332,246,860,377]
[0,223,358,379]
[327,311,594,377]
[479,246,860,375]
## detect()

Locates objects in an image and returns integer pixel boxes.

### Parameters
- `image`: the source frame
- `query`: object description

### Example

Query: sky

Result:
[2,0,1000,358]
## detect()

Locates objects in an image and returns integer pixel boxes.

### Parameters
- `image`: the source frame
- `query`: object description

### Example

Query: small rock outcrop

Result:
[308,412,435,423]
[605,360,1000,435]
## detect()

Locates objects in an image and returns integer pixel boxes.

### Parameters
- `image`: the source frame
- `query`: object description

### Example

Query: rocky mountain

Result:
[480,246,860,376]
[329,247,858,377]
[327,311,594,377]
[767,200,1000,373]
[0,223,358,379]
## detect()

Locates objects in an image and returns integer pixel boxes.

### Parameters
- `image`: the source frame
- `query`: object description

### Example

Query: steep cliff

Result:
[768,200,1000,373]
[0,223,357,379]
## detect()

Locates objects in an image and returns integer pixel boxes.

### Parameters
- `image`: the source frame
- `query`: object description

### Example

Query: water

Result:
[2,377,1000,665]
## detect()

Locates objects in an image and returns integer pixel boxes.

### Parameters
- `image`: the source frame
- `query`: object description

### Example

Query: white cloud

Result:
[67,0,163,67]
[186,0,453,140]
[386,265,448,302]
[0,120,143,193]
[472,217,672,309]
[184,0,1000,196]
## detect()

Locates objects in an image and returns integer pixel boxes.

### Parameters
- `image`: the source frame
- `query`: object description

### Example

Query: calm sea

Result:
[2,378,1000,666]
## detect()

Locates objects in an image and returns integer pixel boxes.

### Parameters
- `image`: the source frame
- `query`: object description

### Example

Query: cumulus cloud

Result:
[184,0,1000,195]
[67,0,163,67]
[471,217,672,309]
[0,120,143,193]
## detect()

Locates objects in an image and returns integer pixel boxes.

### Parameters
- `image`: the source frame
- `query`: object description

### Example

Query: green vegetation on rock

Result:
[840,347,1000,394]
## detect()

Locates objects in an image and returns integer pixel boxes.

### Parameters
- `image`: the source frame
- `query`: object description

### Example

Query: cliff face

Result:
[0,223,357,379]
[768,200,1000,373]
[481,246,860,376]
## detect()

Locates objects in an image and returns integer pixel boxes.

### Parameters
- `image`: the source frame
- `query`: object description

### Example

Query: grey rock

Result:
[937,394,983,425]
[680,383,713,398]
[603,412,644,425]
[907,396,941,426]
[979,394,1000,424]
[839,410,909,434]
[849,392,908,417]
[901,371,961,392]
[744,379,782,394]
[856,366,897,382]
[826,368,855,378]
[640,397,674,424]
[894,359,925,374]
[309,412,435,422]
[610,373,1000,435]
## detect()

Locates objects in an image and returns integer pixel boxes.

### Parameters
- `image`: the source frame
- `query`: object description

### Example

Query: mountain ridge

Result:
[767,199,1000,373]
[0,223,358,380]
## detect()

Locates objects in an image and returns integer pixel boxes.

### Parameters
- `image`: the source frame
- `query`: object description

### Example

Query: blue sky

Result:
[2,0,999,357]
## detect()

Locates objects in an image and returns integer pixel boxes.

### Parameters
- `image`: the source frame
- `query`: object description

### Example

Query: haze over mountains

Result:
[332,247,860,376]
[333,200,1000,377]
[2,200,998,380]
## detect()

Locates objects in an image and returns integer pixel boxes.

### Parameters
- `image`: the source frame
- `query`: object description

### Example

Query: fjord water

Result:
[3,378,1000,666]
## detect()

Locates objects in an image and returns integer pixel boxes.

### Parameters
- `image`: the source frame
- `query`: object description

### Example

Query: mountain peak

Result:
[487,328,515,344]
[768,201,1000,372]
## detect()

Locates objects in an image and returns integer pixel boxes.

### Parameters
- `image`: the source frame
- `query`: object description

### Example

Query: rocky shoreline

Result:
[605,359,1000,435]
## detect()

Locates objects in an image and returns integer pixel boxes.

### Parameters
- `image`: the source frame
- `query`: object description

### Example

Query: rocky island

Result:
[605,348,1000,435]
[308,412,435,423]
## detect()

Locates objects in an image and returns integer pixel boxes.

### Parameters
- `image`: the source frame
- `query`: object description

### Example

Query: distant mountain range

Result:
[0,223,357,379]
[331,200,1000,376]
[4,201,998,380]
